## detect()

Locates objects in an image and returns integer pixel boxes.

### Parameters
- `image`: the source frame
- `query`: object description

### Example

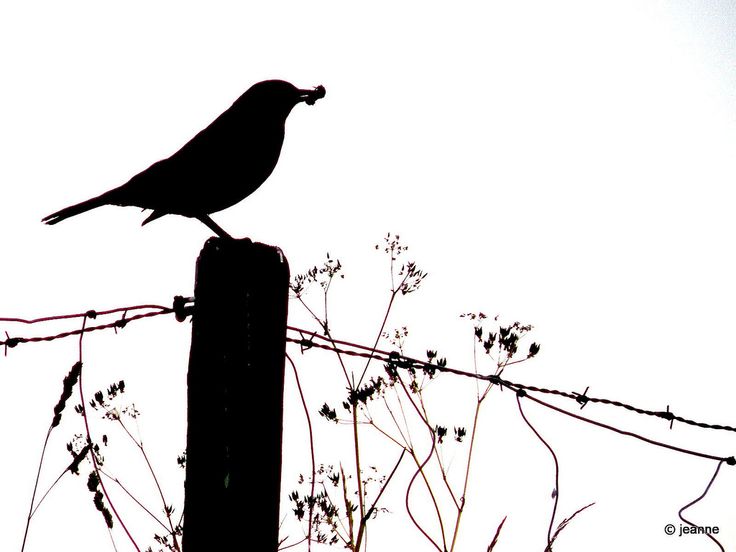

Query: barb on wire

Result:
[285,326,736,465]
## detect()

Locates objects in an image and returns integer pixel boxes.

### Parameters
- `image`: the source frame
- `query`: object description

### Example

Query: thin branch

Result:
[297,297,351,384]
[381,395,411,449]
[405,449,444,552]
[397,373,447,550]
[356,288,399,388]
[487,515,507,551]
[111,414,180,552]
[516,394,559,550]
[278,536,308,550]
[77,316,141,551]
[339,464,355,547]
[29,445,91,520]
[287,353,316,552]
[97,468,170,533]
[367,419,407,450]
[20,428,52,551]
[356,449,406,547]
[351,407,367,551]
[545,502,594,552]
[448,397,482,552]
[678,460,726,552]
[365,449,406,521]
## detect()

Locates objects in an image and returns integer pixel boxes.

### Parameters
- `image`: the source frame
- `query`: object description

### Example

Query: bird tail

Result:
[41,195,108,225]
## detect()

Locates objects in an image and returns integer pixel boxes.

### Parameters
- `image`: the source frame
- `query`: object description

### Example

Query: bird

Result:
[42,79,326,238]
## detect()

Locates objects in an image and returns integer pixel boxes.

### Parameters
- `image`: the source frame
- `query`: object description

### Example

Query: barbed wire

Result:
[285,326,736,465]
[0,297,193,355]
[0,304,170,325]
[1,300,732,465]
[286,324,733,551]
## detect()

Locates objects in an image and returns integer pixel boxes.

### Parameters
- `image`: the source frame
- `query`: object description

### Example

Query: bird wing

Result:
[141,210,166,225]
[103,158,177,211]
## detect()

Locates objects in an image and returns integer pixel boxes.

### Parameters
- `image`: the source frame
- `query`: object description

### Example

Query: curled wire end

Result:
[726,456,736,466]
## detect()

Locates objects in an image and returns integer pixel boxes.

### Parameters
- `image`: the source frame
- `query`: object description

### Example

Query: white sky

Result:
[2,1,736,551]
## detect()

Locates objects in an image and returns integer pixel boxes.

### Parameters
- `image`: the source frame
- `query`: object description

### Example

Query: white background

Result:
[2,1,736,551]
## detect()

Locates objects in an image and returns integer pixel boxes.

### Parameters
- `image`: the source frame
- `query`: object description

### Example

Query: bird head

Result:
[240,80,326,121]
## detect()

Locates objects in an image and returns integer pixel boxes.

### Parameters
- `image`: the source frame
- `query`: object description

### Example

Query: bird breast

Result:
[178,124,286,215]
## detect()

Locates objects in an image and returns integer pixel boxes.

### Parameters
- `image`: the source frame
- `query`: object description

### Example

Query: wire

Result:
[677,460,726,552]
[2,301,733,466]
[286,327,736,465]
[0,304,169,325]
[0,297,194,354]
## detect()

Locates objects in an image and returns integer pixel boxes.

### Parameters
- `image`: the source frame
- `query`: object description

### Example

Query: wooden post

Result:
[182,237,289,551]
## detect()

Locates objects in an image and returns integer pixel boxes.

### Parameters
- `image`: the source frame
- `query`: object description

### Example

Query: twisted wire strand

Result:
[1,302,733,462]
[0,297,193,353]
[285,328,736,465]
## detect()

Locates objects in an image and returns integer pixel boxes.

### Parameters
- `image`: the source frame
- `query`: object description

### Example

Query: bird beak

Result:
[298,85,326,106]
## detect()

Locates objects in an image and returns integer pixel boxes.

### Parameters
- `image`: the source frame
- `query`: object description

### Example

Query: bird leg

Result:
[196,215,233,239]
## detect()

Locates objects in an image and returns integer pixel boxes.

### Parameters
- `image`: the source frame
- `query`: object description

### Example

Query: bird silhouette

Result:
[42,79,325,238]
